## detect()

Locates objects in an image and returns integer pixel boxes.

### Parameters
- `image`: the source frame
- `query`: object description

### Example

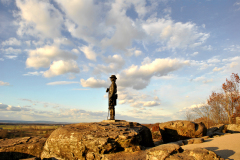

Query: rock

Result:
[207,124,227,137]
[147,144,225,160]
[41,121,154,160]
[0,136,46,160]
[146,144,182,160]
[154,140,164,146]
[159,120,207,143]
[171,140,184,146]
[183,138,204,145]
[167,148,224,160]
[202,136,210,140]
[226,124,240,133]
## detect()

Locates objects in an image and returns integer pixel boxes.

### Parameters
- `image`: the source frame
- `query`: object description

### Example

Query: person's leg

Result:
[113,106,115,120]
[110,106,114,120]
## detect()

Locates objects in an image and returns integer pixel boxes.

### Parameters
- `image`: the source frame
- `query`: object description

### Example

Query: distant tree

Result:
[207,92,226,124]
[184,110,195,121]
[193,104,212,128]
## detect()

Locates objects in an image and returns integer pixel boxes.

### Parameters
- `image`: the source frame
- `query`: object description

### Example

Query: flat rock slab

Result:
[0,136,47,160]
[182,133,240,159]
[41,121,154,160]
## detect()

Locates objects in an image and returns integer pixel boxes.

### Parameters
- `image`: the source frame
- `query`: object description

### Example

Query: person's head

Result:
[110,75,117,82]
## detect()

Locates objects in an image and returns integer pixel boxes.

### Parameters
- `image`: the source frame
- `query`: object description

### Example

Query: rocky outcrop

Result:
[41,121,154,160]
[207,124,227,137]
[207,124,240,137]
[159,120,207,143]
[226,124,240,133]
[147,144,225,160]
[146,143,182,160]
[0,136,46,160]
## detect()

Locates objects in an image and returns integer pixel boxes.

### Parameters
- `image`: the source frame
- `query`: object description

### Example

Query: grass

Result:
[0,124,62,139]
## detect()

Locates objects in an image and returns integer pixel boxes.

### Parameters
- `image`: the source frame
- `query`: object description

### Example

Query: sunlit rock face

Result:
[41,121,154,160]
[0,136,47,160]
[159,120,207,143]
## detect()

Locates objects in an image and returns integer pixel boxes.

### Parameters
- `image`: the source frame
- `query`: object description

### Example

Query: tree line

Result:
[185,73,240,128]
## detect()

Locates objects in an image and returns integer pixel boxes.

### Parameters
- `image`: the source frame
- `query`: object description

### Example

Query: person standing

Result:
[106,75,117,120]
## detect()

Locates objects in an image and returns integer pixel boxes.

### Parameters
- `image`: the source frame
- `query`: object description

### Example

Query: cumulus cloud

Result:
[118,58,189,90]
[43,60,80,78]
[0,81,10,86]
[1,37,21,46]
[26,45,77,69]
[101,0,145,50]
[142,18,209,50]
[93,54,125,74]
[56,0,99,44]
[15,0,63,38]
[79,45,97,61]
[47,81,79,85]
[0,103,30,111]
[81,77,108,88]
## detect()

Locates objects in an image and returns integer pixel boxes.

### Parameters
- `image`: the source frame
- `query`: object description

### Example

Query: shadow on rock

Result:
[0,152,39,160]
[205,147,235,159]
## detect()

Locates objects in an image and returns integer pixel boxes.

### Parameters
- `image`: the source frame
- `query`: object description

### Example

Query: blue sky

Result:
[0,0,240,123]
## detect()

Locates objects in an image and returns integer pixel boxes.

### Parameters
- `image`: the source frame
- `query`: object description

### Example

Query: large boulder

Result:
[159,120,207,143]
[41,121,154,160]
[0,136,46,160]
[226,124,240,133]
[207,124,227,137]
[147,144,224,160]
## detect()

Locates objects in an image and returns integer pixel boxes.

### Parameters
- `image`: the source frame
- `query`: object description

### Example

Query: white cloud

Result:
[71,48,79,54]
[126,48,143,56]
[1,37,21,46]
[142,18,209,50]
[23,71,44,76]
[193,76,205,82]
[224,45,240,52]
[203,79,213,84]
[0,103,30,111]
[117,58,189,90]
[26,45,77,69]
[79,45,97,61]
[191,52,198,56]
[81,77,108,88]
[101,0,144,50]
[1,47,21,55]
[213,67,222,72]
[0,81,10,86]
[93,54,125,74]
[193,76,213,84]
[207,57,221,63]
[47,81,79,85]
[0,58,3,61]
[56,0,99,45]
[43,60,80,78]
[16,0,63,38]
[143,101,160,107]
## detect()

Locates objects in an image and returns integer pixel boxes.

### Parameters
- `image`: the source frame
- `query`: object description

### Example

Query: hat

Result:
[110,75,117,79]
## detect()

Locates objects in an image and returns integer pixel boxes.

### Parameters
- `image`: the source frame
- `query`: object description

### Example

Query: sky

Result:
[0,0,240,124]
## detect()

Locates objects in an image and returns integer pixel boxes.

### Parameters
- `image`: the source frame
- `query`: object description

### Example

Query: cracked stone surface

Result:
[0,136,46,160]
[41,121,154,160]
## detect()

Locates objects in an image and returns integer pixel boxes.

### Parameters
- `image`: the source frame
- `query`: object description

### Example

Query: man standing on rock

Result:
[106,75,117,120]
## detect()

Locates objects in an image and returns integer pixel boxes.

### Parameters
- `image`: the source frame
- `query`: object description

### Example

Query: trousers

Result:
[109,106,115,120]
